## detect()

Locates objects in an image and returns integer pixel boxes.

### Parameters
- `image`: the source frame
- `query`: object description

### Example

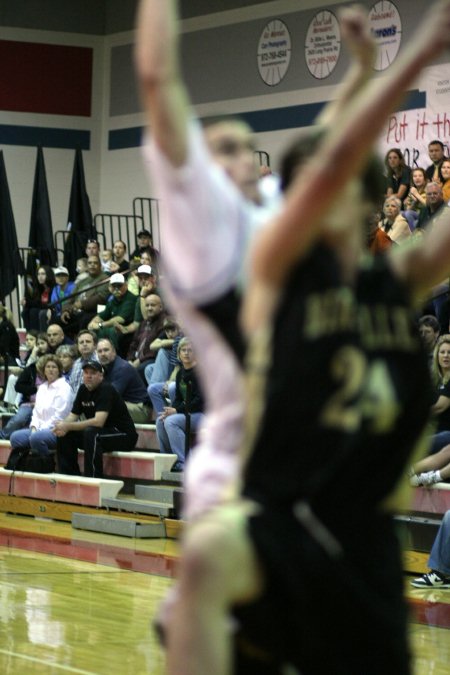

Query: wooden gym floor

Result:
[0,512,449,674]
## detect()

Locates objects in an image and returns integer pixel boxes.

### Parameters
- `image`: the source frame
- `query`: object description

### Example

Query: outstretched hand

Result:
[339,5,375,70]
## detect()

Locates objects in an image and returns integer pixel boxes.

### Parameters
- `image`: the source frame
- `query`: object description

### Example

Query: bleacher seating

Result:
[0,440,176,481]
[411,483,450,515]
[78,449,176,480]
[0,468,123,507]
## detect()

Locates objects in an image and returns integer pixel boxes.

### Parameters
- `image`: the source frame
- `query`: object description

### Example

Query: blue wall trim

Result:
[109,126,143,150]
[0,124,90,149]
[108,89,426,150]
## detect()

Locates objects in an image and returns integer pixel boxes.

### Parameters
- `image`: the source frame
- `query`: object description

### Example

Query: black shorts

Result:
[232,502,410,675]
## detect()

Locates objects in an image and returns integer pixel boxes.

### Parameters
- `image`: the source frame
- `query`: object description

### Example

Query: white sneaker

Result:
[410,471,441,487]
[411,571,450,588]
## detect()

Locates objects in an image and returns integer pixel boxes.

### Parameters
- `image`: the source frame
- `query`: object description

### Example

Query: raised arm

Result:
[316,5,375,127]
[135,0,189,166]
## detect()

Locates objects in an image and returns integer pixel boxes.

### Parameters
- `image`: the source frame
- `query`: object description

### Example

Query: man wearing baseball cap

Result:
[45,266,75,327]
[54,359,137,477]
[88,273,137,348]
[130,229,160,265]
[114,264,160,343]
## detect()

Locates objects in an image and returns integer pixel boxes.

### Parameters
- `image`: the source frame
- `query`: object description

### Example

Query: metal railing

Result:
[133,197,161,250]
[93,213,144,257]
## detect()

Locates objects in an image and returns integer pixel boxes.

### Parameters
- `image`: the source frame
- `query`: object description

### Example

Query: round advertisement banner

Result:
[369,1,402,71]
[257,19,292,86]
[305,10,341,80]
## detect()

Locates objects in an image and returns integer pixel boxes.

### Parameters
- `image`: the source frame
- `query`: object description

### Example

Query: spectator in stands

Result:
[441,159,450,202]
[47,324,73,353]
[59,255,110,337]
[155,338,204,472]
[55,344,77,383]
[85,239,100,258]
[88,273,137,348]
[126,293,167,381]
[54,360,138,478]
[385,147,411,206]
[1,330,39,410]
[0,333,50,439]
[378,196,411,243]
[410,442,450,486]
[126,261,141,297]
[417,182,448,230]
[0,303,20,369]
[69,329,98,394]
[421,335,450,457]
[100,248,113,272]
[44,266,75,328]
[149,377,177,417]
[425,140,447,184]
[146,319,183,417]
[145,316,182,384]
[23,330,39,362]
[418,315,440,366]
[113,264,159,356]
[97,337,151,423]
[0,304,20,410]
[75,258,89,284]
[110,240,130,273]
[6,354,73,470]
[21,265,55,331]
[130,229,160,266]
[411,510,450,588]
[405,168,428,212]
[367,210,392,254]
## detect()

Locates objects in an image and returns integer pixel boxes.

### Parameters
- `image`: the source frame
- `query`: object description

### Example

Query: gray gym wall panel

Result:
[109,0,442,119]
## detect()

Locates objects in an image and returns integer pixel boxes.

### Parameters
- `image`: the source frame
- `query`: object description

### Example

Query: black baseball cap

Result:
[137,229,151,238]
[82,360,104,373]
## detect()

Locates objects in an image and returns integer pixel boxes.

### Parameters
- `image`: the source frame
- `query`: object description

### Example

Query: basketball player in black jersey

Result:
[162,3,450,674]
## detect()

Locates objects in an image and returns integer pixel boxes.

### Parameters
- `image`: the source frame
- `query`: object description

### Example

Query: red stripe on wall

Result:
[0,40,92,117]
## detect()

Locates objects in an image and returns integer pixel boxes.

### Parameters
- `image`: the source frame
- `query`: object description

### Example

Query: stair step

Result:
[394,514,441,552]
[0,469,123,507]
[161,470,183,484]
[102,496,173,517]
[135,484,183,504]
[412,483,450,515]
[72,512,166,538]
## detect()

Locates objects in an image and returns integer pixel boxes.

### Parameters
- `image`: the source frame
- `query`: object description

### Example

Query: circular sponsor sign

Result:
[369,1,402,71]
[257,19,292,86]
[305,10,341,79]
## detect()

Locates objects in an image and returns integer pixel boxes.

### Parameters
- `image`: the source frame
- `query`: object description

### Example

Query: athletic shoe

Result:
[411,571,450,588]
[410,471,441,487]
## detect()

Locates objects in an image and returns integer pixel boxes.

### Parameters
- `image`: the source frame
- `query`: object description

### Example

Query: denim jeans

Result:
[429,510,450,576]
[10,427,57,455]
[156,412,204,466]
[0,405,33,440]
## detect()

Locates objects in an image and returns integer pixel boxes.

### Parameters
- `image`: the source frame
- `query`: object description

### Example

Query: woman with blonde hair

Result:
[410,335,450,486]
[378,196,411,243]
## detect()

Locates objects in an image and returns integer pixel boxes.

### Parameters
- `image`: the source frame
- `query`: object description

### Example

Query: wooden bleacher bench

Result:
[0,468,123,507]
[411,483,450,515]
[78,449,177,480]
[1,441,176,481]
[135,423,158,450]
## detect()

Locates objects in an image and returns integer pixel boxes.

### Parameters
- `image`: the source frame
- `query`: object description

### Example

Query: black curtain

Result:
[63,148,95,277]
[28,146,56,267]
[0,150,24,303]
